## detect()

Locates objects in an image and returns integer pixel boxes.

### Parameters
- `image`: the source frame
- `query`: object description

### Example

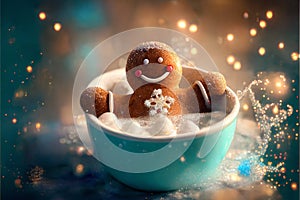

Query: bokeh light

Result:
[278,42,285,49]
[233,61,242,70]
[12,118,17,124]
[38,12,46,20]
[53,22,62,31]
[266,11,273,19]
[250,28,257,37]
[273,105,279,114]
[243,12,249,19]
[26,65,33,73]
[258,47,266,56]
[226,55,235,65]
[189,24,198,33]
[291,182,298,191]
[75,164,84,175]
[177,19,187,29]
[35,122,41,130]
[242,103,249,111]
[259,20,267,28]
[227,33,234,41]
[291,52,299,61]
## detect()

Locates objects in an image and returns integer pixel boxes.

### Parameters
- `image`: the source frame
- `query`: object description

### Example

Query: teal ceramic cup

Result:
[84,79,240,191]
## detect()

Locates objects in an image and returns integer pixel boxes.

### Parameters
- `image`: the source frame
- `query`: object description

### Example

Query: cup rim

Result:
[85,86,240,142]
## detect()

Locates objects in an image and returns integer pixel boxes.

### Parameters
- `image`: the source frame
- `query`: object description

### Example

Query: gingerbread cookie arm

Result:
[182,66,226,96]
[80,87,131,118]
[80,87,109,117]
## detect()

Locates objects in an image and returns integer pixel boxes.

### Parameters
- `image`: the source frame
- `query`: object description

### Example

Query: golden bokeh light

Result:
[12,118,17,124]
[75,164,84,174]
[226,55,235,65]
[278,42,285,49]
[291,52,299,61]
[272,105,279,114]
[259,20,267,29]
[177,19,187,29]
[53,23,62,31]
[250,28,257,36]
[189,24,198,33]
[291,182,298,191]
[258,47,266,56]
[275,81,282,88]
[280,167,286,173]
[38,12,46,20]
[266,11,273,19]
[233,61,242,70]
[227,33,234,41]
[35,122,41,130]
[242,103,249,111]
[26,65,33,73]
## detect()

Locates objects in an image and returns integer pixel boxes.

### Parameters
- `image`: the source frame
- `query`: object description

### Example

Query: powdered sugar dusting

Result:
[134,41,175,53]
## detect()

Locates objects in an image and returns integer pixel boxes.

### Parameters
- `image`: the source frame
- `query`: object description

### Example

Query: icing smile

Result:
[135,65,173,83]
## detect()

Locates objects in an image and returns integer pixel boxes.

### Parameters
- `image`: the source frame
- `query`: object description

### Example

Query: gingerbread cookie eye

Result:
[143,58,150,65]
[157,57,164,63]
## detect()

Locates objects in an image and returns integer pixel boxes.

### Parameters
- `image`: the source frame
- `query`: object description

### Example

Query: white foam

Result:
[98,111,226,137]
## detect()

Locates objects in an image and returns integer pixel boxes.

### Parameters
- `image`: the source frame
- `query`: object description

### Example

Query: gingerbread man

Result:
[80,41,226,118]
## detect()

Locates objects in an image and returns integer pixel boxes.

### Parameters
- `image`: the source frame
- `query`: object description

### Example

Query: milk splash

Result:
[203,74,294,190]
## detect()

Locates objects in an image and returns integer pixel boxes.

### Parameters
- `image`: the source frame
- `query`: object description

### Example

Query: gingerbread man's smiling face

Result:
[126,42,182,90]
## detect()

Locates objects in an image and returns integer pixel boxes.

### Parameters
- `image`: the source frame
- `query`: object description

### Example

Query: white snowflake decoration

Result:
[144,89,175,116]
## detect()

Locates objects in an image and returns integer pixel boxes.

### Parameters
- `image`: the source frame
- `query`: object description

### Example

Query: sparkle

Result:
[250,28,257,36]
[227,33,234,41]
[226,55,235,65]
[233,61,242,70]
[53,22,62,32]
[259,20,267,29]
[266,11,273,19]
[258,47,266,56]
[38,12,46,20]
[177,19,187,29]
[291,52,299,61]
[278,42,285,49]
[26,65,33,73]
[189,24,198,33]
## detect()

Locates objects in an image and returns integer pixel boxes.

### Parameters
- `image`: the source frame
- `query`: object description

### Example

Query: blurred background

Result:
[1,0,299,199]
